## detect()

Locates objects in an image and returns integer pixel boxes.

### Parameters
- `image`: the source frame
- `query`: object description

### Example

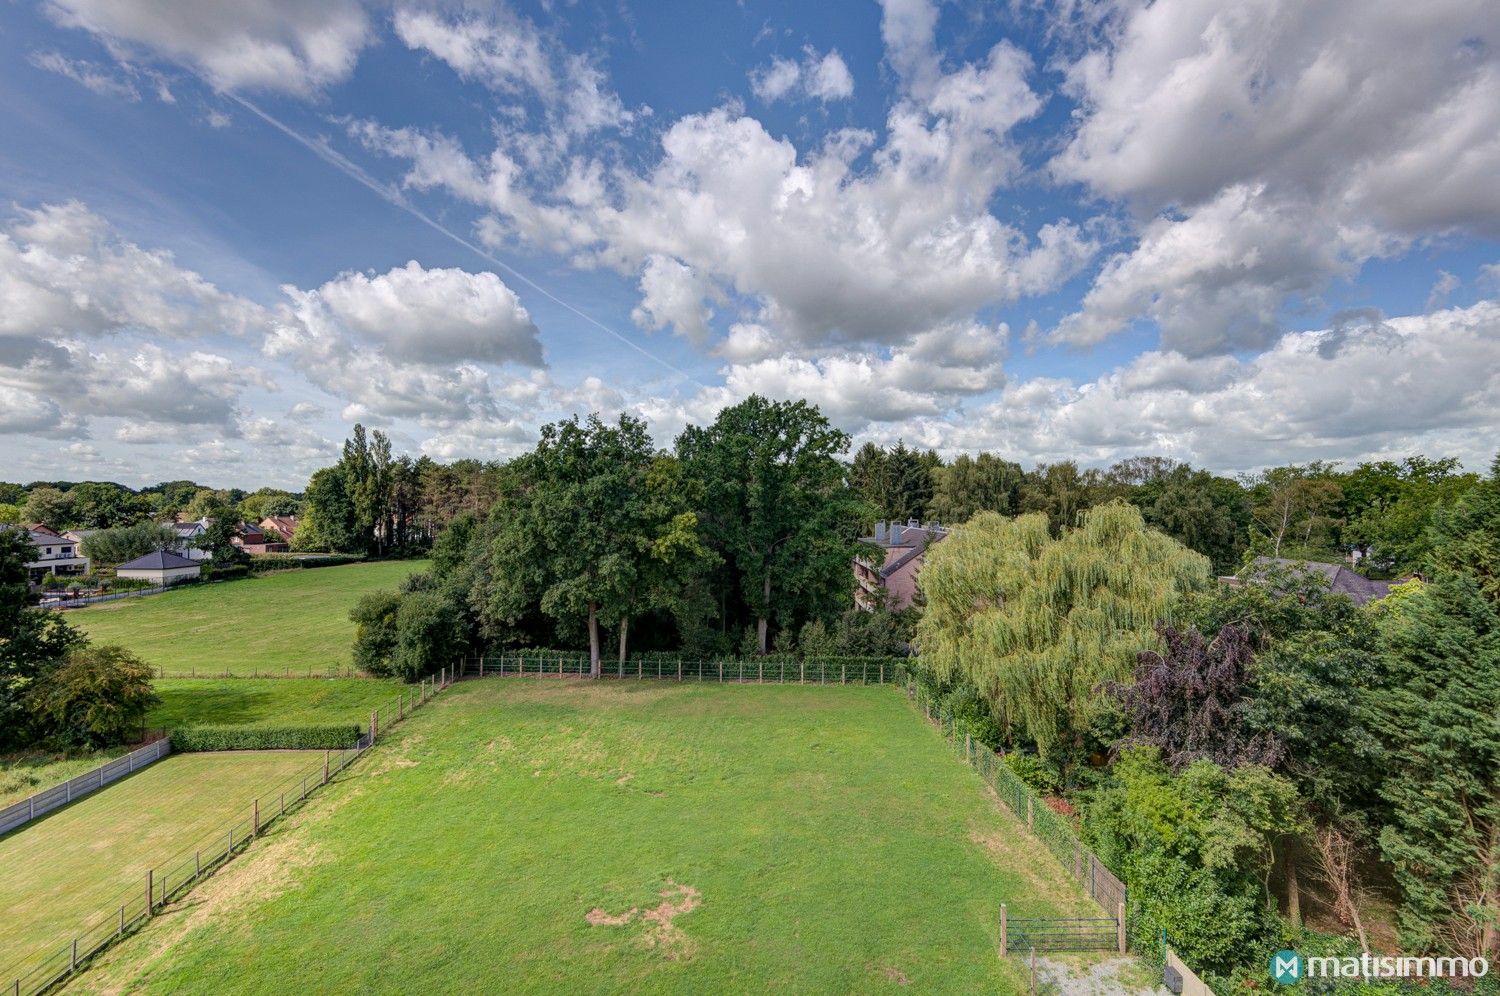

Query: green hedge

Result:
[248,554,366,573]
[172,724,361,751]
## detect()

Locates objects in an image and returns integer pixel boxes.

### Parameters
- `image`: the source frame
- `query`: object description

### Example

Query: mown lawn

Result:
[70,679,1098,994]
[0,751,322,975]
[68,561,428,675]
[1,681,402,811]
[1,749,129,809]
[149,678,407,730]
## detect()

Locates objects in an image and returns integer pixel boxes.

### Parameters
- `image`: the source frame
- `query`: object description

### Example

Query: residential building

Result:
[1230,556,1408,607]
[231,522,288,555]
[7,524,90,582]
[853,519,948,611]
[259,515,299,545]
[169,520,213,562]
[116,549,202,585]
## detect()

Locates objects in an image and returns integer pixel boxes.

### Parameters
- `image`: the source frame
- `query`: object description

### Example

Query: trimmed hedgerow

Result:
[172,724,361,752]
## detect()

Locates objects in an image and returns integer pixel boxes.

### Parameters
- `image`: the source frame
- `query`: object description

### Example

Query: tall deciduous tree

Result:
[928,452,1025,523]
[484,414,658,676]
[917,502,1211,776]
[0,529,83,746]
[677,396,869,654]
[22,486,72,527]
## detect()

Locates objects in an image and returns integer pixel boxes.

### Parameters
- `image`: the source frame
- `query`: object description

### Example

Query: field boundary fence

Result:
[2,666,459,996]
[460,652,909,685]
[152,665,371,679]
[0,737,171,838]
[903,679,1130,957]
[42,587,169,609]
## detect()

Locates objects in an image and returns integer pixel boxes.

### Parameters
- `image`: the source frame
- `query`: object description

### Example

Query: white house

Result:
[8,524,90,582]
[115,549,201,585]
[169,520,213,561]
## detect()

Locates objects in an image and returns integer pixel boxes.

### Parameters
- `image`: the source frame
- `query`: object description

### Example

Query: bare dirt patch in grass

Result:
[871,963,911,985]
[584,880,701,959]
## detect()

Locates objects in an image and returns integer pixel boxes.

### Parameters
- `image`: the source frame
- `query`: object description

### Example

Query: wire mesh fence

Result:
[0,737,171,837]
[1,665,459,996]
[460,652,909,685]
[903,677,1130,953]
[152,665,370,679]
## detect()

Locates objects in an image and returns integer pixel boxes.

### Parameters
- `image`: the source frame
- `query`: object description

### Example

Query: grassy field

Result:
[1,749,130,809]
[68,561,427,675]
[149,678,407,729]
[70,679,1098,994]
[0,751,322,973]
[1,680,404,809]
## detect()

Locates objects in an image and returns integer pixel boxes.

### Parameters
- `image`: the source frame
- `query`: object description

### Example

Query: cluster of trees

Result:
[913,457,1500,977]
[0,480,303,532]
[0,531,157,750]
[295,427,507,556]
[849,445,1475,577]
[351,398,887,679]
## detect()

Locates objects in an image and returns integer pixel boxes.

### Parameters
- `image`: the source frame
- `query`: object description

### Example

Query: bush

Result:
[206,564,249,582]
[1003,751,1056,794]
[172,725,362,751]
[25,645,159,748]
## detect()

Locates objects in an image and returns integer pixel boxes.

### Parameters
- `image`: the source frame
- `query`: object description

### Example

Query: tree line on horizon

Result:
[5,427,1474,586]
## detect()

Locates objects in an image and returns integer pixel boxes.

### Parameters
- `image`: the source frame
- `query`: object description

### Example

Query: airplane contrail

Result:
[225,92,706,389]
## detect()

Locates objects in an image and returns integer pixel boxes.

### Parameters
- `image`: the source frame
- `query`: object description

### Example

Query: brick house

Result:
[259,515,300,545]
[853,519,948,611]
[230,522,289,555]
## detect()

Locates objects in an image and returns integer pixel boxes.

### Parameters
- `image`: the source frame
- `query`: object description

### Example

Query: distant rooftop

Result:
[117,549,199,571]
[1249,556,1400,606]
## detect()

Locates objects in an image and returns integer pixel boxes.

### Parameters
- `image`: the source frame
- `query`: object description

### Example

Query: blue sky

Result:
[1,0,1497,489]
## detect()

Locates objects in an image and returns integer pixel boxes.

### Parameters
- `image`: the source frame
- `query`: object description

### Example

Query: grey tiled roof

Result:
[117,549,199,571]
[1252,556,1395,606]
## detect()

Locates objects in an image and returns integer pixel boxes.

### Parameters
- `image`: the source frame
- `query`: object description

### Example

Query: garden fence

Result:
[904,680,1130,955]
[1,666,458,996]
[0,738,171,838]
[460,652,908,685]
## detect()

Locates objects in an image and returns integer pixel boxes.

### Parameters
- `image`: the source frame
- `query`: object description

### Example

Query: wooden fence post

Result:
[999,903,1008,956]
[879,661,884,684]
[370,710,378,743]
[965,732,972,763]
[841,661,846,684]
[146,869,154,917]
[323,751,330,786]
[677,656,682,681]
[718,661,723,682]
[1026,796,1034,830]
[252,799,259,837]
[1029,947,1036,995]
[1117,902,1126,953]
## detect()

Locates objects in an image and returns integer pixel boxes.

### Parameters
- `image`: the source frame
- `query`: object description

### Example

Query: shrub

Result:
[1003,751,1055,794]
[351,590,402,674]
[25,645,159,748]
[172,725,362,751]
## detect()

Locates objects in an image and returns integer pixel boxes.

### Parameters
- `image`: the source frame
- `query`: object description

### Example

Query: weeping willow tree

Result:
[917,502,1211,776]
